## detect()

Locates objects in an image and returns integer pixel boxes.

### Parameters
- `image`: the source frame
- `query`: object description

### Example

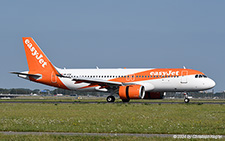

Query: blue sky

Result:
[0,0,224,92]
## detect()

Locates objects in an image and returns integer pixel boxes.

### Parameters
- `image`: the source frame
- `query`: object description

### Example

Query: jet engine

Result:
[119,85,145,99]
[143,92,165,99]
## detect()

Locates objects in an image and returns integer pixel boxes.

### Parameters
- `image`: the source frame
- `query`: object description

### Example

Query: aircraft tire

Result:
[122,99,130,102]
[106,96,115,102]
[184,98,190,103]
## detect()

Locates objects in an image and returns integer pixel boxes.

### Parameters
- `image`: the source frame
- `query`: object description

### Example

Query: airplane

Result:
[11,37,216,103]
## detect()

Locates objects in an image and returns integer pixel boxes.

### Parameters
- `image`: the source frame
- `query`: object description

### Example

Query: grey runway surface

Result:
[0,101,224,104]
[0,131,224,139]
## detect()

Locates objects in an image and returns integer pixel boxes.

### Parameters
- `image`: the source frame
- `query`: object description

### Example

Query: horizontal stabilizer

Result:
[10,72,42,79]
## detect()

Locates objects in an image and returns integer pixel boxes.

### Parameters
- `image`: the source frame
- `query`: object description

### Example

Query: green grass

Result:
[0,134,160,141]
[0,103,224,135]
[1,134,223,141]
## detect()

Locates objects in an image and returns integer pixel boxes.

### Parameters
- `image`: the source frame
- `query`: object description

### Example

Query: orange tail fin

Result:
[22,37,68,89]
[22,37,51,72]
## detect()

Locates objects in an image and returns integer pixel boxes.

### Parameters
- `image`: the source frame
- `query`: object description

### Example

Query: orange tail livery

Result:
[12,37,68,89]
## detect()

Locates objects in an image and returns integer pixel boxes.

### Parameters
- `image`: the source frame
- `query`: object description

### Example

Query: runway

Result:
[0,101,224,104]
[0,131,224,139]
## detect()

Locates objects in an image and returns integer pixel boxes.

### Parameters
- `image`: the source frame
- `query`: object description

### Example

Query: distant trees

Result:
[0,89,10,94]
[0,88,32,94]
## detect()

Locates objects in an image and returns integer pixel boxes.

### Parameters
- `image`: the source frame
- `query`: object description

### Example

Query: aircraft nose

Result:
[208,78,216,89]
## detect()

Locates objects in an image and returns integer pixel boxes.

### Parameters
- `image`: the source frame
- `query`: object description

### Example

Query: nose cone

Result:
[208,78,216,89]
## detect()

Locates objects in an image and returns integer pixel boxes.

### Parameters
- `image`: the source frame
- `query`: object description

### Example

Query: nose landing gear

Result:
[184,98,190,103]
[183,93,190,103]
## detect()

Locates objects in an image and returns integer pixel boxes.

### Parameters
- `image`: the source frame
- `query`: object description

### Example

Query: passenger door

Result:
[181,71,188,83]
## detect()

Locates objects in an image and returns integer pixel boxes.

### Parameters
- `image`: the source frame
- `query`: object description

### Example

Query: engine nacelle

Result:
[119,85,145,99]
[143,92,165,99]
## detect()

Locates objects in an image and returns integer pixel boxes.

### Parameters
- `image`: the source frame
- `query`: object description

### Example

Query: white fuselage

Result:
[56,68,215,92]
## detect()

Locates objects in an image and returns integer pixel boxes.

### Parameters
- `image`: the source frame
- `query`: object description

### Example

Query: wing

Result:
[71,78,124,90]
[58,75,126,89]
[58,75,153,91]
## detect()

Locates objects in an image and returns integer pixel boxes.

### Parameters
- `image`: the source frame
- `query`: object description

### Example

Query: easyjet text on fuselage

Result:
[150,70,179,76]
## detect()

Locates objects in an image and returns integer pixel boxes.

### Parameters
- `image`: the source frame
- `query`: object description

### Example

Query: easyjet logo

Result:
[150,70,179,76]
[25,39,47,68]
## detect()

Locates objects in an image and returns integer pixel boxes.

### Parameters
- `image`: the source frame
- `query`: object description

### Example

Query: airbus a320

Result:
[11,37,216,103]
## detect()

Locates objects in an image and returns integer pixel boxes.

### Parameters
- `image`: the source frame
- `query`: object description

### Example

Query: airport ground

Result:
[0,97,224,140]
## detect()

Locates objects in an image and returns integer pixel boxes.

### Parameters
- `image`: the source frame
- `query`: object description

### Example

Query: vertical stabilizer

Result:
[22,37,68,89]
[23,37,51,72]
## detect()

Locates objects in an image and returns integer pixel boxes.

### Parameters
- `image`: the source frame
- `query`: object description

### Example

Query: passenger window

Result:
[195,75,198,78]
[199,75,202,78]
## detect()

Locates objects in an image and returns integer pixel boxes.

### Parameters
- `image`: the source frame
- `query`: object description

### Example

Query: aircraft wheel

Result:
[184,98,190,103]
[106,96,115,102]
[122,99,130,102]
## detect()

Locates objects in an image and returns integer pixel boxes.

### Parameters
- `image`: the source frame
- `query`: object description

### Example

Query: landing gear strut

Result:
[183,93,190,103]
[106,96,115,102]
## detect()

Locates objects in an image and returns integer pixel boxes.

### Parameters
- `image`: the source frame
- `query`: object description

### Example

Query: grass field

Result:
[1,134,223,141]
[0,102,224,136]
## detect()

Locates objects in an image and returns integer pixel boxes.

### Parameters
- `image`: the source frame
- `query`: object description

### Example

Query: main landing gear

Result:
[106,96,115,102]
[106,96,130,103]
[183,92,190,103]
[122,99,130,102]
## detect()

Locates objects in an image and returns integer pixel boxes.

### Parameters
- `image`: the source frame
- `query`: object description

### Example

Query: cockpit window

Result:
[195,74,207,78]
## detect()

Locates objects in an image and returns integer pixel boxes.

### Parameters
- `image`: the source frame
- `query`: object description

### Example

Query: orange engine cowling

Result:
[119,85,145,99]
[143,92,165,99]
